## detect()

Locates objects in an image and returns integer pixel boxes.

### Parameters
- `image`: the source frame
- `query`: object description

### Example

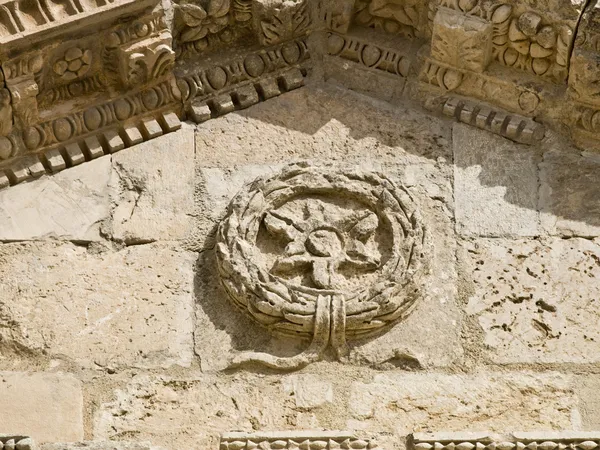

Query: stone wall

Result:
[0,74,599,449]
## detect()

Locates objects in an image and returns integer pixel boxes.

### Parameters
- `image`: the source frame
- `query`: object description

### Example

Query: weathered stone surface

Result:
[0,372,83,443]
[0,157,111,241]
[348,372,579,433]
[453,124,541,237]
[42,442,164,450]
[577,375,600,430]
[108,127,196,244]
[0,242,195,369]
[95,370,580,450]
[283,375,334,409]
[540,149,600,237]
[195,85,452,167]
[94,373,315,450]
[463,237,600,364]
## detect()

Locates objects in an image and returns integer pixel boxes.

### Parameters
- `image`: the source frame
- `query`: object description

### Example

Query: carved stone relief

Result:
[1,0,600,190]
[220,431,379,449]
[215,164,429,370]
[411,432,600,450]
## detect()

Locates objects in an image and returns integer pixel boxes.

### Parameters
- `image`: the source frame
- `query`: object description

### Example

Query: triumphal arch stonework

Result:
[0,0,600,448]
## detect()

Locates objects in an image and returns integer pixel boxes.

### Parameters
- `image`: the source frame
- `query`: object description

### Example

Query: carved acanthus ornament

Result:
[1,0,600,188]
[215,165,429,370]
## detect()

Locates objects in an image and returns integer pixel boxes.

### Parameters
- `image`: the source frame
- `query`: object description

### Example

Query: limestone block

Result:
[453,124,540,237]
[282,375,334,409]
[0,243,195,369]
[462,237,600,364]
[348,372,579,433]
[42,442,164,450]
[577,375,600,430]
[108,127,196,244]
[195,85,452,167]
[0,372,83,443]
[540,149,600,237]
[193,164,461,371]
[431,8,493,73]
[94,373,305,450]
[0,156,111,241]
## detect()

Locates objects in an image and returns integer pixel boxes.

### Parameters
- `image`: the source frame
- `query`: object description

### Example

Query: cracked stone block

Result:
[462,237,600,364]
[540,149,600,237]
[108,127,195,244]
[348,372,578,433]
[0,242,195,369]
[0,372,83,443]
[0,156,111,241]
[193,164,461,371]
[454,124,541,237]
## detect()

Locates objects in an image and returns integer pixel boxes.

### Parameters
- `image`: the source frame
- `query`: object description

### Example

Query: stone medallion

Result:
[216,164,429,369]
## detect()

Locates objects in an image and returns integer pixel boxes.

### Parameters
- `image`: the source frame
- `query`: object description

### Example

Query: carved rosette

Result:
[216,164,429,370]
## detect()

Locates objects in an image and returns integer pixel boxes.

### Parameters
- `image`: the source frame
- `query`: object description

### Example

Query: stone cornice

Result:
[1,0,600,190]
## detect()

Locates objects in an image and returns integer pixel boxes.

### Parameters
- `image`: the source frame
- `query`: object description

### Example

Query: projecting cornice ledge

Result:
[0,0,599,190]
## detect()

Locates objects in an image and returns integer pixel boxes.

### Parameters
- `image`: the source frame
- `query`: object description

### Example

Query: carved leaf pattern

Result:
[176,0,231,43]
[292,1,310,35]
[261,14,285,45]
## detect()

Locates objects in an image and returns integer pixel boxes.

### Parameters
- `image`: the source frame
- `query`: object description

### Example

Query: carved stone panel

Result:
[215,164,429,370]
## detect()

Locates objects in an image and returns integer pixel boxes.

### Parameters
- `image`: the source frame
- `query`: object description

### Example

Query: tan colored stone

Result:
[453,124,541,237]
[0,372,83,443]
[283,375,334,409]
[0,156,111,241]
[42,442,164,450]
[94,373,303,449]
[348,372,579,433]
[108,126,196,244]
[195,85,452,167]
[540,149,600,237]
[0,242,195,369]
[463,237,600,364]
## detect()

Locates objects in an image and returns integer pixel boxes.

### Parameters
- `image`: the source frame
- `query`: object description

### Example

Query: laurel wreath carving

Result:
[215,164,429,369]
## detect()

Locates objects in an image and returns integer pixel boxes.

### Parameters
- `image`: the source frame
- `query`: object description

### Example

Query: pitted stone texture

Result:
[0,242,195,369]
[94,372,328,450]
[0,156,111,241]
[0,372,83,443]
[193,165,461,371]
[453,124,541,237]
[108,126,195,244]
[348,372,579,433]
[195,85,452,167]
[540,149,600,237]
[463,238,600,364]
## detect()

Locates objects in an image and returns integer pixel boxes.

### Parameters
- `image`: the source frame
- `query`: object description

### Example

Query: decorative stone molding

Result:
[0,435,36,450]
[3,0,600,190]
[411,432,600,450]
[220,431,379,449]
[216,164,429,370]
